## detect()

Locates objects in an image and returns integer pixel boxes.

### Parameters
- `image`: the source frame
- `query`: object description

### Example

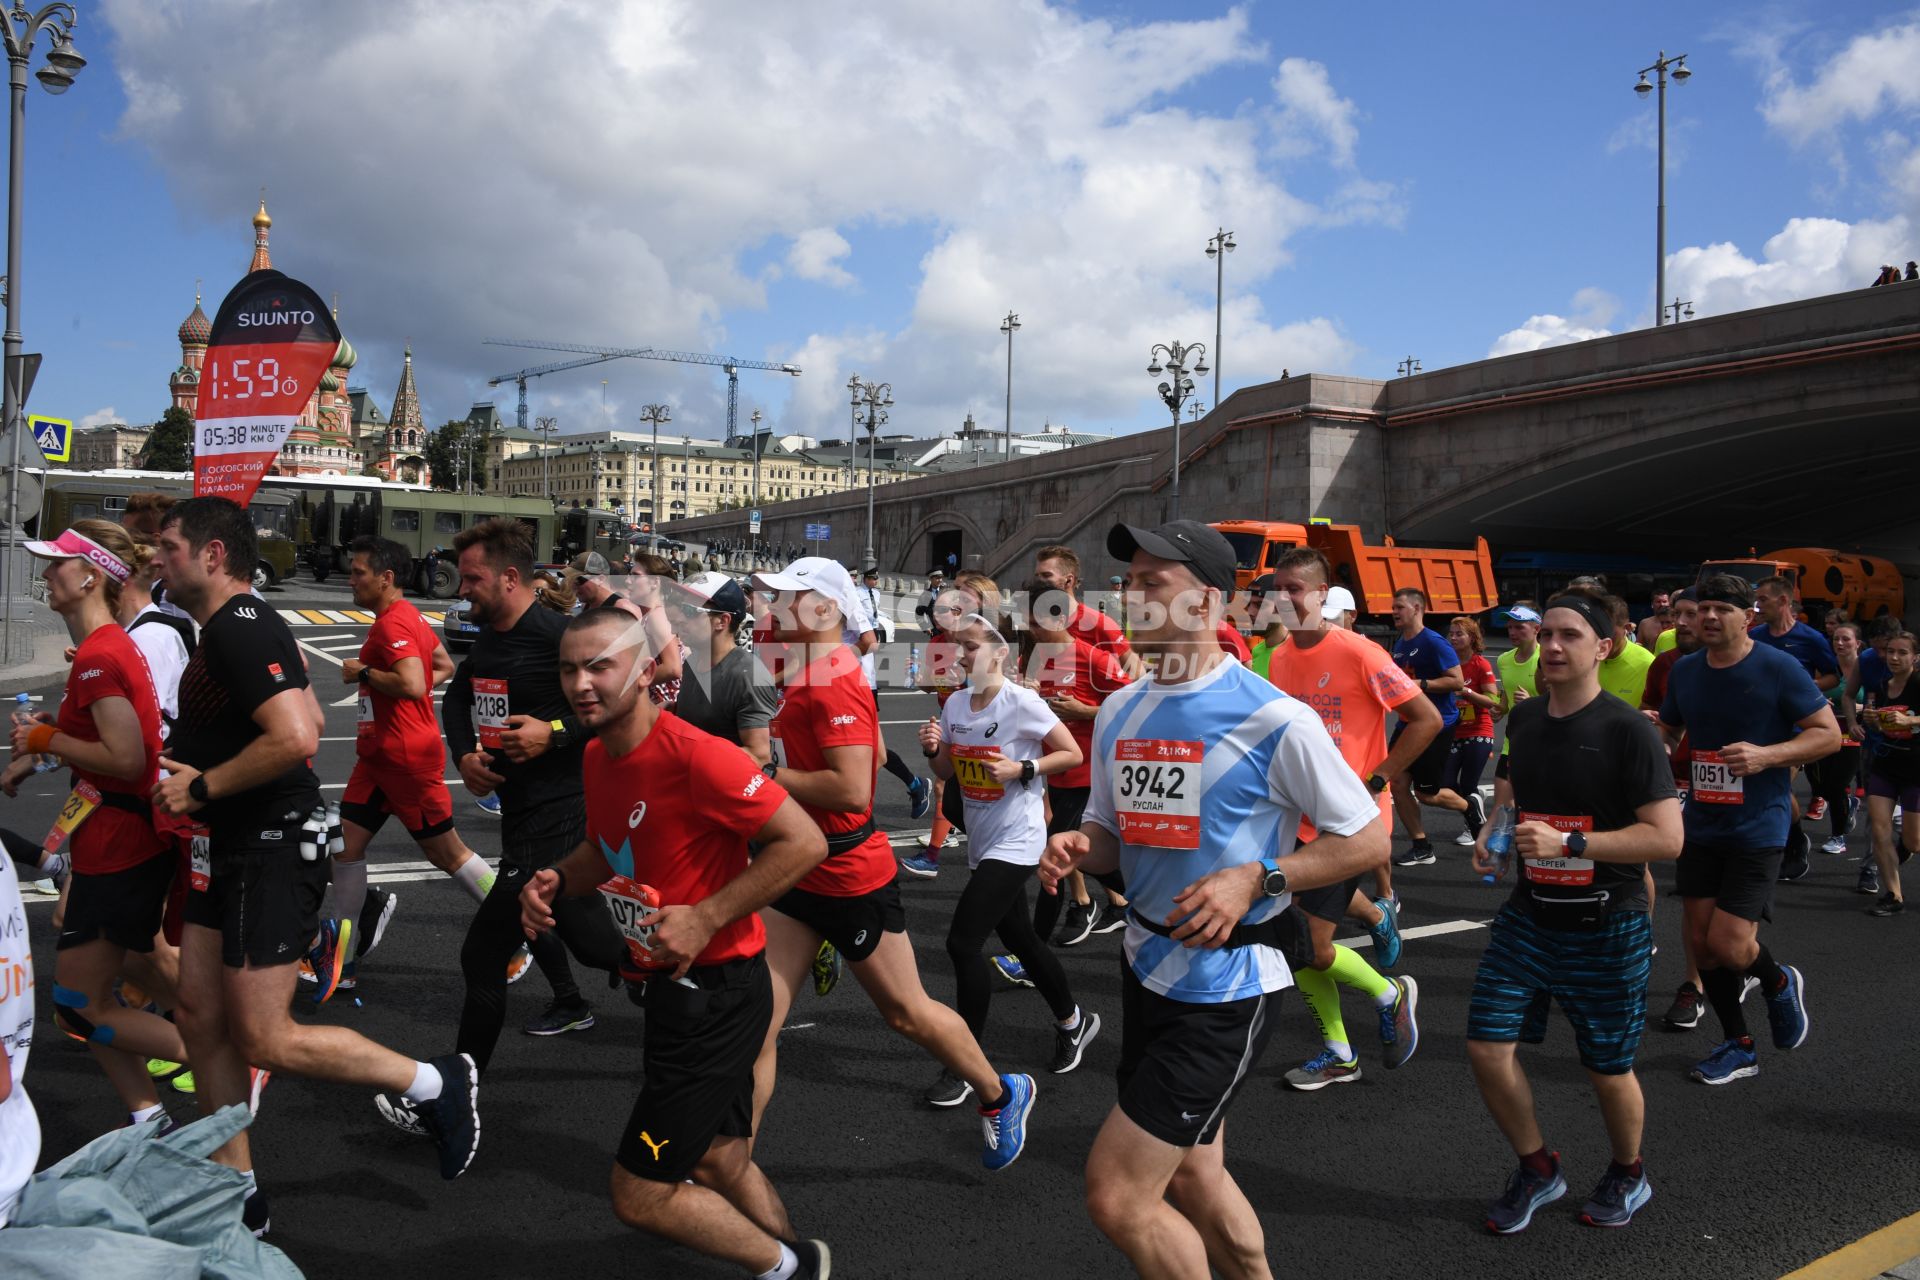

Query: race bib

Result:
[1113,739,1202,850]
[1690,750,1743,804]
[598,876,671,971]
[950,742,1005,804]
[356,693,375,733]
[474,677,509,749]
[189,833,212,893]
[1519,813,1597,885]
[42,781,102,854]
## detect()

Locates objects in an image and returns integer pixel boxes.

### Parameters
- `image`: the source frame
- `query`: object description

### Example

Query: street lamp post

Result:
[999,311,1019,460]
[1146,340,1206,522]
[1204,228,1234,408]
[849,375,892,570]
[2,3,84,660]
[1663,296,1694,323]
[1635,51,1692,326]
[534,414,558,501]
[639,403,670,536]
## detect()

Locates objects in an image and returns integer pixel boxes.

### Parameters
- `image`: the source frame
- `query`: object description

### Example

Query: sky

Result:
[8,0,1918,451]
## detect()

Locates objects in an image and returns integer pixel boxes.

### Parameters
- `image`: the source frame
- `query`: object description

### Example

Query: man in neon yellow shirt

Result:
[1491,604,1541,810]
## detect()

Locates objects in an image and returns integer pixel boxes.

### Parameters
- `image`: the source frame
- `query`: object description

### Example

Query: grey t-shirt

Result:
[675,644,779,746]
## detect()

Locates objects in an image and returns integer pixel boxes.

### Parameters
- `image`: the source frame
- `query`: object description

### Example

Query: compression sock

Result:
[402,1061,444,1104]
[1745,943,1786,995]
[1293,966,1354,1060]
[1520,1148,1557,1179]
[332,860,369,959]
[883,748,916,787]
[928,811,953,849]
[756,1244,800,1280]
[1328,943,1396,1003]
[452,854,495,902]
[1700,968,1750,1040]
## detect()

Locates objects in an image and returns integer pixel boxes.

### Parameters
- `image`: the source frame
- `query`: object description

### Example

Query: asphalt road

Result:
[4,593,1914,1279]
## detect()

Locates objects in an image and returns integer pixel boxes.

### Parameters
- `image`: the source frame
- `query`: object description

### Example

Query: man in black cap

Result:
[1040,519,1387,1277]
[668,572,777,761]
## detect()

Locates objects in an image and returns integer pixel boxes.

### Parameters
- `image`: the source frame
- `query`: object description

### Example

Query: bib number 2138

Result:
[1113,739,1202,850]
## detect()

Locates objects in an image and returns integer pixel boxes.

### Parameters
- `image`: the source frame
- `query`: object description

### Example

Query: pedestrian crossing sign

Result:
[29,415,71,464]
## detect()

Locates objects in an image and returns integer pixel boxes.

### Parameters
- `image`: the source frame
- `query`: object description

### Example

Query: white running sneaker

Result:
[1821,836,1847,855]
[1454,830,1476,846]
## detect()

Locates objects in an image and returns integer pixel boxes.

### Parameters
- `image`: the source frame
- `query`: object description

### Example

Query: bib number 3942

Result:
[1690,750,1743,805]
[474,677,509,749]
[1113,739,1202,850]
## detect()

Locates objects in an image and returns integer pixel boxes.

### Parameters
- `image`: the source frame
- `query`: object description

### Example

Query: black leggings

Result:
[1808,745,1861,838]
[946,858,1076,1039]
[457,857,626,1075]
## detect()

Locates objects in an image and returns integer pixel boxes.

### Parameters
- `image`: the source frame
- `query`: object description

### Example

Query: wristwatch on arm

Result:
[1365,772,1388,795]
[1259,858,1288,897]
[1563,831,1588,856]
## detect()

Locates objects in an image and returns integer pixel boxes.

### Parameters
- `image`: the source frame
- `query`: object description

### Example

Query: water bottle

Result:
[325,800,345,857]
[299,805,329,862]
[12,693,58,774]
[907,644,920,686]
[1483,805,1516,884]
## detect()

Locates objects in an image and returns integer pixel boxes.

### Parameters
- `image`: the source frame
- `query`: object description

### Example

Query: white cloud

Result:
[1666,215,1912,313]
[1271,57,1360,167]
[1761,20,1920,144]
[786,228,855,289]
[77,406,121,430]
[1488,288,1619,356]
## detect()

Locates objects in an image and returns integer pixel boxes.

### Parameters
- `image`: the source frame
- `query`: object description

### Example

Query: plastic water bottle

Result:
[1483,805,1516,884]
[907,644,920,686]
[298,805,329,862]
[12,693,58,774]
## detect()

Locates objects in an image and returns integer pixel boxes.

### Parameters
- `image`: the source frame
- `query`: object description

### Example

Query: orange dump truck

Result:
[1212,520,1499,617]
[1698,548,1905,622]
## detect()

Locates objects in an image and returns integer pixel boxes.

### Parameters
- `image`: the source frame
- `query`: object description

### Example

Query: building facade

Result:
[68,423,152,471]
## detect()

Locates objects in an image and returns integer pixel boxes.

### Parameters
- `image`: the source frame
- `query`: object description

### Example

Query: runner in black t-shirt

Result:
[152,499,481,1230]
[1465,596,1682,1235]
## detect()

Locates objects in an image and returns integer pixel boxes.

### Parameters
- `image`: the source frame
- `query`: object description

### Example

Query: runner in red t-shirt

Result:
[320,536,492,1001]
[748,561,1038,1170]
[4,521,187,1128]
[518,605,833,1279]
[1035,543,1138,677]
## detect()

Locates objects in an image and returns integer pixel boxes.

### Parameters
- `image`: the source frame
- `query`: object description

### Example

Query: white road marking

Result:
[1344,917,1492,949]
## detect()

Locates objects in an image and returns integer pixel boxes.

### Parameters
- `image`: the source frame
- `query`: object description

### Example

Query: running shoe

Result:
[1777,828,1811,882]
[1464,792,1487,836]
[1847,793,1862,834]
[1049,1010,1102,1074]
[1484,1157,1566,1235]
[242,1188,271,1239]
[1284,1049,1362,1091]
[337,963,358,994]
[1579,1168,1653,1228]
[306,917,352,1006]
[1821,836,1848,856]
[979,1074,1035,1172]
[523,1002,595,1036]
[1660,983,1702,1031]
[1806,797,1828,823]
[1056,900,1095,947]
[359,888,399,959]
[170,1071,196,1095]
[925,1068,974,1108]
[1076,898,1107,942]
[1393,841,1436,868]
[146,1057,186,1081]
[1690,1038,1759,1085]
[1369,902,1403,970]
[1380,976,1420,1068]
[249,1067,272,1117]
[376,1092,428,1137]
[1764,965,1809,1050]
[419,1052,481,1180]
[908,775,933,820]
[916,830,961,848]
[792,1239,832,1279]
[1869,892,1906,917]
[1859,861,1882,896]
[475,792,502,817]
[1090,903,1128,935]
[991,955,1033,987]
[1454,830,1476,847]
[812,940,842,997]
[505,943,534,985]
[898,852,941,879]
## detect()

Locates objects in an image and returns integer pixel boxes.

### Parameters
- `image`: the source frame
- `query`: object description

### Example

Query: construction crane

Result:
[484,339,801,444]
[487,347,651,432]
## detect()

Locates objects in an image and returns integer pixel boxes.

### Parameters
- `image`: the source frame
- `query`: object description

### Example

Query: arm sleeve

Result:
[443,656,477,758]
[1268,707,1377,838]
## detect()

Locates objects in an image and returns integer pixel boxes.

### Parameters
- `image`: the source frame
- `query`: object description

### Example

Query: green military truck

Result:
[38,474,299,590]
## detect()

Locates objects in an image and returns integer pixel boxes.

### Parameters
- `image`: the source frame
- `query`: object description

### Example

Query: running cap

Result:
[1502,604,1543,624]
[1323,586,1357,619]
[1694,576,1755,610]
[754,556,860,616]
[673,571,749,621]
[569,550,611,577]
[1543,594,1614,641]
[1107,520,1237,596]
[24,527,130,583]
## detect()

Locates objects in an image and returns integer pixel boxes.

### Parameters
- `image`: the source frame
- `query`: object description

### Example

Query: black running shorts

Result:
[1294,874,1363,927]
[184,812,330,969]
[60,852,175,953]
[1673,841,1782,922]
[1115,962,1276,1148]
[1392,721,1452,794]
[615,955,772,1183]
[769,880,905,963]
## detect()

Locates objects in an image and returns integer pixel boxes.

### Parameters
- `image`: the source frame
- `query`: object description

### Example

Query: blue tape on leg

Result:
[52,984,87,1008]
[52,986,113,1043]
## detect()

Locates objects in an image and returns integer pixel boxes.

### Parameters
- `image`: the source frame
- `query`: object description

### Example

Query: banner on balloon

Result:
[192,269,341,506]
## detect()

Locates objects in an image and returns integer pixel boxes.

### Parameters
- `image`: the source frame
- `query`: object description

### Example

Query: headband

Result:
[1695,581,1753,610]
[1543,595,1615,642]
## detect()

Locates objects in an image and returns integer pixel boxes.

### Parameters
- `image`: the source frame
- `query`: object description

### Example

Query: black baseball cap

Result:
[1108,520,1237,596]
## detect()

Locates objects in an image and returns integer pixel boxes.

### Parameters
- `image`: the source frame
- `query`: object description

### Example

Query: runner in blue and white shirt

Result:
[1040,520,1388,1279]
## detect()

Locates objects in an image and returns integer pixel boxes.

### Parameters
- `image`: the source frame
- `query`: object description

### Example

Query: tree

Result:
[424,418,491,492]
[140,406,194,471]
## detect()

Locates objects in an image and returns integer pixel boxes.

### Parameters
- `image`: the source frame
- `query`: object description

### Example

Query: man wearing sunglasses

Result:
[670,574,777,765]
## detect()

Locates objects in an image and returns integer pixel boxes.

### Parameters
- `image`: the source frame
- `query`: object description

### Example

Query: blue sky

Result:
[11,0,1917,450]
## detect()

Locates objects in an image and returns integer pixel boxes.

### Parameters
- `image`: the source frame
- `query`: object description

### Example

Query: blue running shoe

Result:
[1485,1157,1566,1235]
[308,917,352,1006]
[899,853,940,879]
[1579,1168,1653,1228]
[991,955,1033,987]
[1690,1037,1759,1085]
[475,793,502,818]
[979,1073,1035,1172]
[908,775,933,820]
[1369,900,1403,969]
[1764,965,1809,1050]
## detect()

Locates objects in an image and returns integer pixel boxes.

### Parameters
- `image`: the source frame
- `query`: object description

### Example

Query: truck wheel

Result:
[252,562,275,591]
[429,559,459,599]
[310,557,330,584]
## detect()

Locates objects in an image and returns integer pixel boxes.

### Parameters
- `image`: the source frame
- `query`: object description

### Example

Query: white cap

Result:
[753,557,863,628]
[1322,585,1356,619]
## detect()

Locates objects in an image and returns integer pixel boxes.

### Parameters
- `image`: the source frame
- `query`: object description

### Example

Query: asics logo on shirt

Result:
[1318,672,1332,689]
[985,721,999,738]
[853,930,868,947]
[637,1130,670,1161]
[234,606,257,620]
[628,801,648,829]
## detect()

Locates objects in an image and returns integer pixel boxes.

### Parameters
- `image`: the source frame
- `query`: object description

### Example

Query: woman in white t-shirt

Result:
[918,614,1098,1104]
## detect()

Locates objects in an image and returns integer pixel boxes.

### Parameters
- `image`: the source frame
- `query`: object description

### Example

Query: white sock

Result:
[403,1061,443,1104]
[1373,984,1401,1010]
[241,1169,257,1187]
[452,854,494,903]
[755,1243,799,1280]
[332,859,369,958]
[1324,1040,1354,1061]
[1057,1006,1081,1032]
[131,1103,164,1124]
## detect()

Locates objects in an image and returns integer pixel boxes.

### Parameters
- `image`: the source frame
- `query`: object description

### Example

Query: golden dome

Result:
[253,198,271,229]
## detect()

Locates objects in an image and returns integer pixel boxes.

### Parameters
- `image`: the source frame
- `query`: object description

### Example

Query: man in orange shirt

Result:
[1265,549,1443,1089]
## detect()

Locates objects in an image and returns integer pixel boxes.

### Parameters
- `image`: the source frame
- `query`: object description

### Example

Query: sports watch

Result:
[1020,759,1037,784]
[548,718,569,749]
[1365,773,1388,795]
[1259,858,1288,898]
[188,774,210,803]
[762,760,779,781]
[1564,830,1588,856]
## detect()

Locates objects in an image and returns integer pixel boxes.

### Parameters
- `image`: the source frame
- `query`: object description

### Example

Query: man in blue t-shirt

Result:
[1387,586,1472,868]
[1657,574,1839,1087]
[1750,576,1839,690]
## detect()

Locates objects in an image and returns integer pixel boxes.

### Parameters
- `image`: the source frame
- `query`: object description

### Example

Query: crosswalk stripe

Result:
[298,609,335,624]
